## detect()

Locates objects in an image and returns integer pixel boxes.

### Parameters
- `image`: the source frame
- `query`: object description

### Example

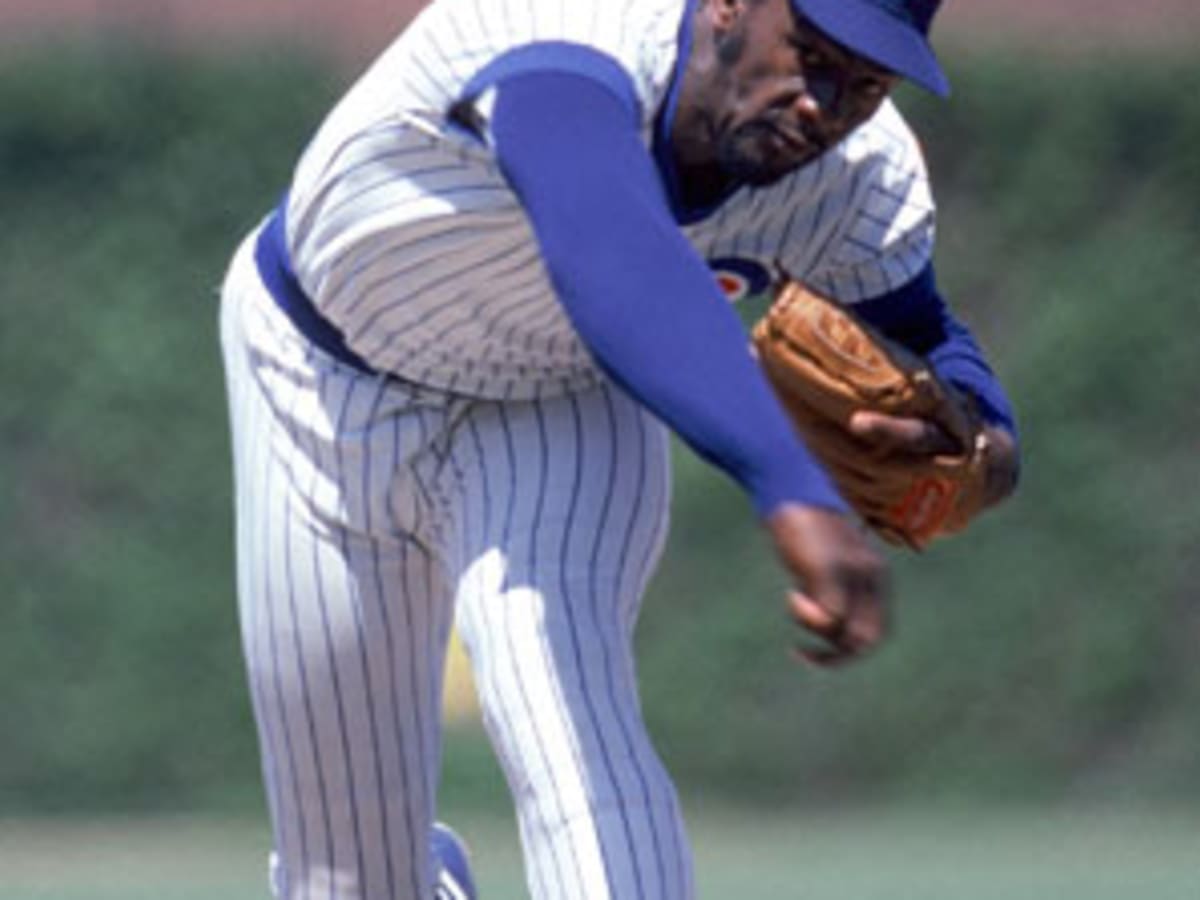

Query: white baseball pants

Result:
[220,229,695,900]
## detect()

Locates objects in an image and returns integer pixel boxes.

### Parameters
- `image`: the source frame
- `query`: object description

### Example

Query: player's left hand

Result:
[848,411,1019,508]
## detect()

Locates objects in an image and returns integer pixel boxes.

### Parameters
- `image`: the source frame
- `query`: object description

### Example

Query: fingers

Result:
[849,410,959,458]
[788,581,888,668]
[765,504,891,669]
[789,591,856,668]
[789,590,840,634]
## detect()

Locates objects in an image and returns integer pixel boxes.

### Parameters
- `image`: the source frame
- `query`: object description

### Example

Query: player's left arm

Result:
[850,265,1021,509]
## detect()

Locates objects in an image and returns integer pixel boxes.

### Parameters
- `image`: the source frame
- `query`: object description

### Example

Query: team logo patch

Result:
[708,257,771,303]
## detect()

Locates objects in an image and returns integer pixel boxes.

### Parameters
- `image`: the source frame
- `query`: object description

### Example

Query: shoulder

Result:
[753,102,931,226]
[394,0,687,107]
[839,100,931,191]
[791,102,937,301]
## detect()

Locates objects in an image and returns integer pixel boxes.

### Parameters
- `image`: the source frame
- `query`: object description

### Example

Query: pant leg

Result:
[220,231,457,900]
[443,384,695,900]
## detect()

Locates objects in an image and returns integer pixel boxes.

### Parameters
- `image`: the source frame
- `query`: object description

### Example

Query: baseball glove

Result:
[752,279,991,549]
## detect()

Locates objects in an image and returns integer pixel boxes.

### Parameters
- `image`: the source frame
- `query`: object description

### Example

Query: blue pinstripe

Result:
[590,388,667,898]
[544,396,627,895]
[321,163,484,225]
[460,416,564,900]
[621,394,690,898]
[331,375,394,899]
[308,365,369,898]
[338,230,525,337]
[331,223,496,323]
[503,400,585,894]
[375,239,547,346]
[279,372,337,900]
[238,309,303,900]
[354,379,402,900]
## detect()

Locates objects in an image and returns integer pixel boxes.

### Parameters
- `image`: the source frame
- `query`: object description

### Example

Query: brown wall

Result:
[1,0,425,64]
[4,0,1199,69]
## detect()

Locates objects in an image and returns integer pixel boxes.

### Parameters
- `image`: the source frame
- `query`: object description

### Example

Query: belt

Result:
[253,198,377,376]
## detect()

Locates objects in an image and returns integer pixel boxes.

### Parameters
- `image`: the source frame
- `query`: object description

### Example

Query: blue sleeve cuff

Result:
[852,266,1019,437]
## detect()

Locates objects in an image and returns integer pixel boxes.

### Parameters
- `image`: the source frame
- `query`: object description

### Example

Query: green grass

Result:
[3,807,1196,899]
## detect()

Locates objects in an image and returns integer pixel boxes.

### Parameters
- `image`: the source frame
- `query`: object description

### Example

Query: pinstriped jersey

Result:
[282,0,936,400]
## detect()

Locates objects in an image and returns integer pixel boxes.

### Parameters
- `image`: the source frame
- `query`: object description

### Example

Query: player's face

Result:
[710,0,900,185]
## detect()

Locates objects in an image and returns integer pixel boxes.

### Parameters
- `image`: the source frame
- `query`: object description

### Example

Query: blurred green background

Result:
[1,12,1199,898]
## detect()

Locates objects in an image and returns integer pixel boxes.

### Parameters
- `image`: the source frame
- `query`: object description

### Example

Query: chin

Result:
[719,149,817,188]
[718,128,820,187]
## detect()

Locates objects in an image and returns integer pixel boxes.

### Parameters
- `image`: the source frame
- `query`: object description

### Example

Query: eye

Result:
[856,80,886,100]
[802,49,826,67]
[853,76,895,103]
[791,39,829,70]
[800,48,828,69]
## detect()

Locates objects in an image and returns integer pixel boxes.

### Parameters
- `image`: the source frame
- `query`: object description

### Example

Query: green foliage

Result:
[0,45,1197,812]
[641,53,1200,807]
[0,43,341,811]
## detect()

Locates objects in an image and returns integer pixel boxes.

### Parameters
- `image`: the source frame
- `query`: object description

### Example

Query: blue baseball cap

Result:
[789,0,949,97]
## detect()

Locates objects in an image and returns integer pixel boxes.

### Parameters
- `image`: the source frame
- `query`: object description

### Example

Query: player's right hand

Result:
[764,503,890,668]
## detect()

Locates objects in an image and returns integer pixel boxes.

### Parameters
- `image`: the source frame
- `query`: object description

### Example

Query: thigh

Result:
[443,385,693,900]
[443,382,673,639]
[222,249,456,899]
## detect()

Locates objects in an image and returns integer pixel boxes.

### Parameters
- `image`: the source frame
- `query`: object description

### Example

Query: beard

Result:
[715,119,822,187]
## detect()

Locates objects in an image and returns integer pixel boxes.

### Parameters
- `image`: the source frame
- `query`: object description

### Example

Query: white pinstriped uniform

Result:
[219,0,937,897]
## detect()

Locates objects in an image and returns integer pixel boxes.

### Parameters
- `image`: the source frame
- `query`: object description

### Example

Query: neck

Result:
[669,112,733,211]
[668,8,735,210]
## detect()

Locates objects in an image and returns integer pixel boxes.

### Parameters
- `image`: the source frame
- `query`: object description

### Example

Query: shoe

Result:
[432,822,477,900]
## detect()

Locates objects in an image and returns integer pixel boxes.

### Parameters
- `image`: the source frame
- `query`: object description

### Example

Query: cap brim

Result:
[791,0,950,97]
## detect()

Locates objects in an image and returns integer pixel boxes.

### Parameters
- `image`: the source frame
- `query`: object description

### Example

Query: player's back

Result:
[273,0,688,398]
[291,0,685,200]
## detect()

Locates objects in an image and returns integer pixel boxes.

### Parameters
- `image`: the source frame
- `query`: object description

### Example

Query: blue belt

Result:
[253,199,376,375]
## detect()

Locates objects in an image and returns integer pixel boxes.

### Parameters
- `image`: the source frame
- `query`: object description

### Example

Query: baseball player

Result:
[218,0,1020,897]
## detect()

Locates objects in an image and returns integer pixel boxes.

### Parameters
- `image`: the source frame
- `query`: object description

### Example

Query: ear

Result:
[705,0,746,32]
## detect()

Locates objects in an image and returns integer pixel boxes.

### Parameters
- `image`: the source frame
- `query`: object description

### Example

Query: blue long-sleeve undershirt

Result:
[489,70,1018,517]
[852,266,1018,436]
[491,72,847,518]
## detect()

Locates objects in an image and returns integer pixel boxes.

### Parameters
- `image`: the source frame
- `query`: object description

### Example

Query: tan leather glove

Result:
[753,279,993,549]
